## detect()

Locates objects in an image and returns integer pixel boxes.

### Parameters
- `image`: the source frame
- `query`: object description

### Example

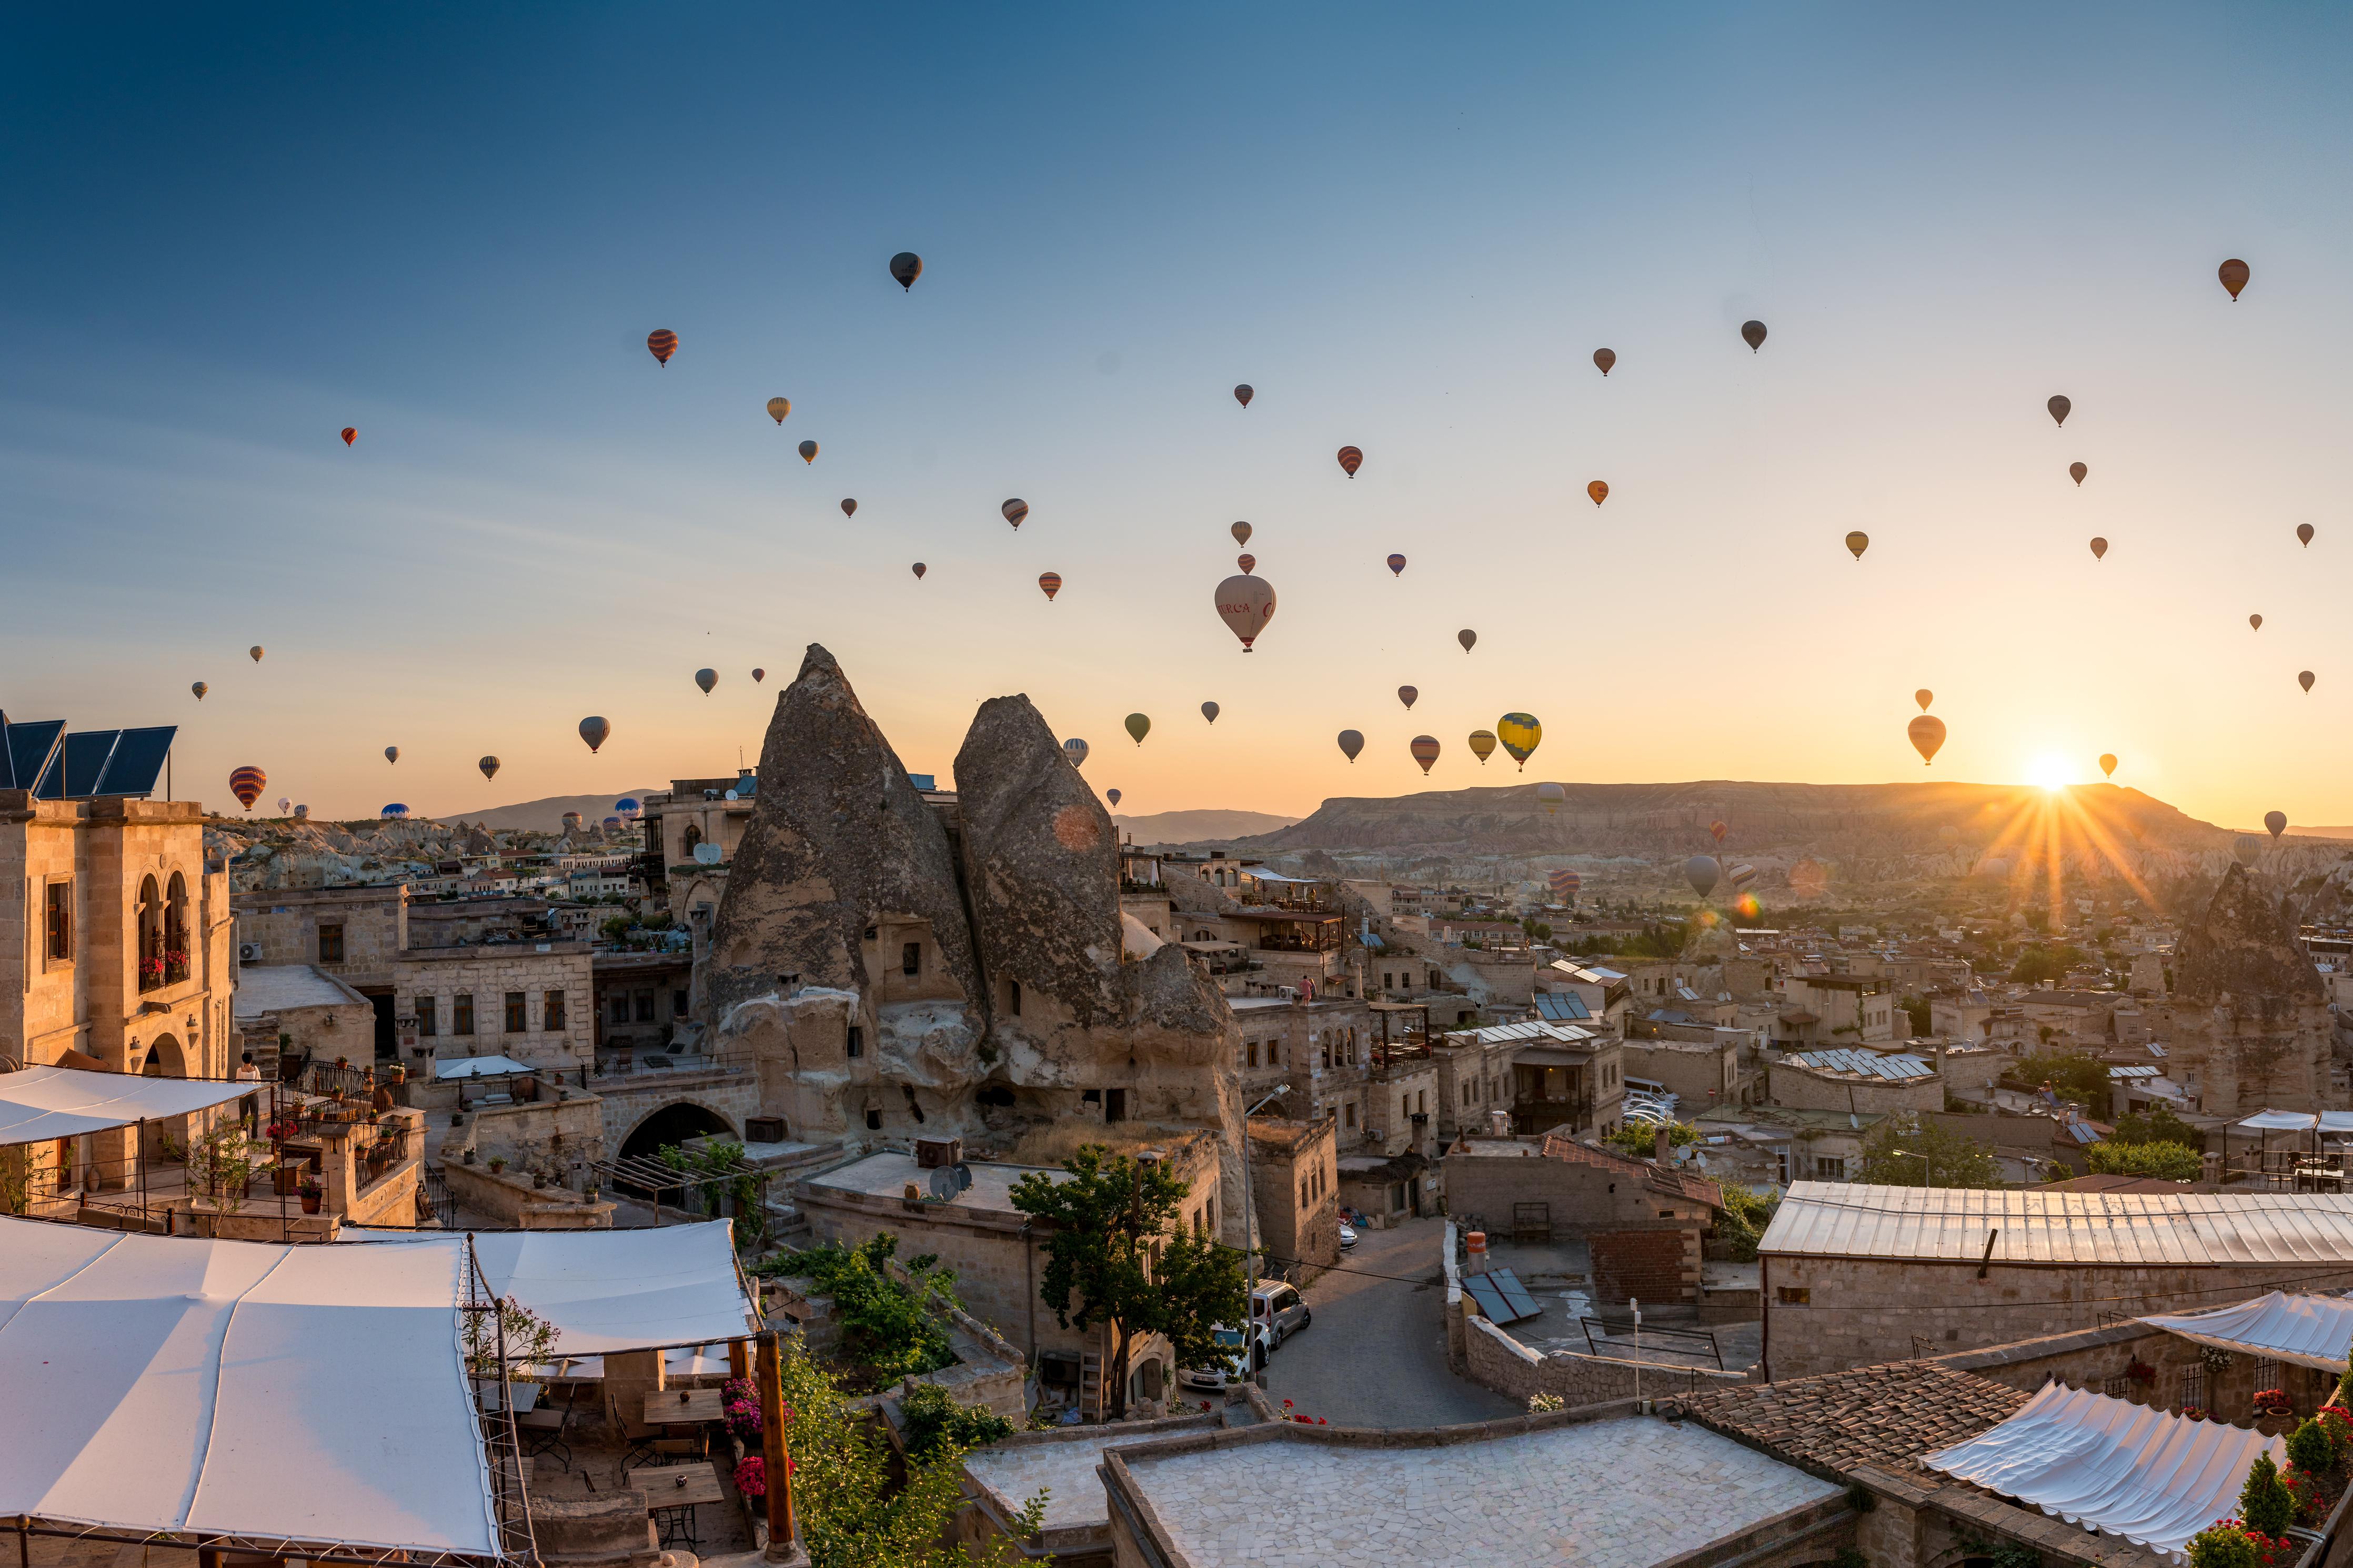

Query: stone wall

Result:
[1461,1312,1752,1406]
[1439,1139,1714,1243]
[1588,1227,1701,1307]
[232,884,407,987]
[1766,1060,1943,1115]
[397,943,596,1074]
[594,1066,762,1157]
[1930,1318,2300,1418]
[438,1156,616,1228]
[447,1086,609,1179]
[1623,1039,1737,1108]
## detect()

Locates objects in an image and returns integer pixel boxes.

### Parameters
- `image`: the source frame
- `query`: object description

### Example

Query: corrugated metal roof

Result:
[1761,1182,2353,1266]
[1784,1049,1934,1081]
[1451,1019,1592,1046]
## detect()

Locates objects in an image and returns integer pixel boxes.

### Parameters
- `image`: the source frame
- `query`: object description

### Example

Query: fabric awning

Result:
[341,1222,756,1354]
[2235,1110,2320,1131]
[0,1217,497,1557]
[435,1055,536,1079]
[1919,1380,2284,1563]
[2140,1291,2353,1373]
[0,1065,254,1147]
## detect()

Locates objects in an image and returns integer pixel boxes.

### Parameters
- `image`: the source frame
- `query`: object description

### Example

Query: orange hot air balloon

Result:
[2250,613,2262,631]
[1237,553,1255,573]
[2089,537,2107,560]
[1915,689,1933,711]
[1337,730,1364,763]
[340,427,356,447]
[1586,481,1608,507]
[1234,384,1254,408]
[1397,685,1417,710]
[1337,446,1362,478]
[2219,258,2250,300]
[797,440,818,464]
[841,499,857,518]
[1215,573,1277,651]
[228,766,266,810]
[2298,523,2315,548]
[1038,572,1063,601]
[647,329,678,366]
[2099,753,2117,779]
[2300,670,2316,693]
[1741,320,1767,351]
[1593,348,1615,376]
[1409,735,1441,774]
[1907,715,1946,766]
[1710,821,1727,844]
[1003,498,1029,530]
[1467,730,1497,764]
[1845,531,1869,561]
[2047,394,2070,428]
[2069,462,2086,485]
[767,397,791,424]
[912,562,927,579]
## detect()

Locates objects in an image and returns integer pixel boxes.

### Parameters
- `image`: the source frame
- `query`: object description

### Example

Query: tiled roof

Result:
[1539,1130,1721,1208]
[1679,1360,2028,1476]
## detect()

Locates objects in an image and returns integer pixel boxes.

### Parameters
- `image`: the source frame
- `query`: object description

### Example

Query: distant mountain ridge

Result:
[1111,808,1299,845]
[436,789,660,833]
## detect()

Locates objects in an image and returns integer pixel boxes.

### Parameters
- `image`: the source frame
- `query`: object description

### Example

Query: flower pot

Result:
[300,1191,322,1215]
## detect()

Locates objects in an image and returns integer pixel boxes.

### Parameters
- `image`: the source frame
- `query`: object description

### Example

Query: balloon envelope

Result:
[1685,855,1721,898]
[797,440,817,464]
[1593,348,1615,376]
[1497,713,1542,770]
[340,427,355,447]
[696,669,717,693]
[1468,730,1497,764]
[1231,521,1251,546]
[1710,821,1727,843]
[1236,553,1255,573]
[1386,553,1406,576]
[1397,686,1417,710]
[912,563,926,578]
[2048,394,2070,427]
[2089,537,2107,560]
[1338,730,1364,763]
[1536,782,1566,814]
[1234,384,1253,408]
[1214,573,1278,651]
[1729,863,1757,889]
[1458,629,1476,653]
[752,669,765,683]
[1201,701,1219,723]
[647,329,677,365]
[2220,258,2250,300]
[579,716,610,753]
[1409,735,1440,774]
[478,756,500,781]
[1845,532,1868,561]
[1003,499,1029,529]
[766,397,790,424]
[228,767,266,808]
[889,251,922,290]
[383,804,409,820]
[2298,523,2315,547]
[2236,835,2264,867]
[841,499,857,517]
[1337,446,1362,477]
[249,646,264,662]
[2301,671,2316,693]
[1039,572,1062,601]
[190,682,207,700]
[1908,715,1947,765]
[2099,754,2117,778]
[2070,462,2087,485]
[1586,481,1607,506]
[2267,810,2288,839]
[2250,614,2262,630]
[1915,689,1933,711]
[1125,713,1151,745]
[1063,738,1089,767]
[1107,788,1121,807]
[1741,320,1766,351]
[616,798,641,820]
[384,746,398,764]
[276,798,290,815]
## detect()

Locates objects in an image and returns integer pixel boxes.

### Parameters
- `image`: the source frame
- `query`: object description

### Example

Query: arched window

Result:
[164,873,190,983]
[137,876,164,992]
[681,824,702,858]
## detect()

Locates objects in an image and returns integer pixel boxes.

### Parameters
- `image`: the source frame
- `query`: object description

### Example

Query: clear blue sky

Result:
[5,4,2351,830]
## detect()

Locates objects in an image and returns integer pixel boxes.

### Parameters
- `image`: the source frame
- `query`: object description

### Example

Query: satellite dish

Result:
[928,1167,959,1201]
[952,1161,973,1193]
[693,842,723,865]
[724,789,740,801]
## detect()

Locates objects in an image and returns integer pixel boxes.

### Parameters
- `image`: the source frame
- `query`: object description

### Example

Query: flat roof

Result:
[230,963,370,1019]
[1763,1182,2353,1266]
[965,1425,1205,1533]
[802,1150,1063,1215]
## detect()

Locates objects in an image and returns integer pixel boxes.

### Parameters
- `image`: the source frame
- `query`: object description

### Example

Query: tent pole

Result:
[138,1118,148,1228]
[756,1328,795,1557]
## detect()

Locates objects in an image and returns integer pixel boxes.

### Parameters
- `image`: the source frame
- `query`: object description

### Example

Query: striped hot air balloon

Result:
[340,427,356,447]
[1386,553,1406,576]
[647,329,678,366]
[1497,713,1542,770]
[228,766,266,810]
[1337,446,1363,478]
[383,803,410,820]
[1409,735,1441,774]
[1468,730,1497,764]
[1548,868,1581,897]
[1039,572,1063,601]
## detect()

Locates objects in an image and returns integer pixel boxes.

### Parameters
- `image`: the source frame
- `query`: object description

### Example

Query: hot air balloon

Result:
[2267,810,2288,839]
[384,803,410,820]
[2251,614,2263,631]
[562,812,582,832]
[228,767,265,810]
[1215,573,1277,651]
[340,427,356,447]
[1236,554,1255,573]
[1593,348,1615,376]
[478,756,500,781]
[1915,690,1933,712]
[912,563,927,579]
[1685,855,1721,898]
[2069,462,2087,486]
[1458,629,1477,653]
[1908,715,1946,765]
[2220,258,2250,300]
[753,668,766,683]
[277,797,290,815]
[2235,834,2264,867]
[1231,521,1251,547]
[1125,713,1151,746]
[1729,863,1757,891]
[1497,713,1542,771]
[1741,320,1767,352]
[616,797,642,821]
[384,746,398,764]
[1003,499,1029,530]
[1108,788,1122,808]
[1234,384,1254,408]
[1338,730,1364,763]
[1536,782,1566,815]
[249,646,264,662]
[2298,523,2315,548]
[2089,537,2108,560]
[2048,395,2070,428]
[1386,553,1406,576]
[601,815,620,829]
[1409,736,1441,774]
[2099,754,2117,778]
[1398,686,1417,710]
[1063,738,1089,767]
[647,329,677,366]
[1337,446,1362,478]
[579,716,610,753]
[1201,701,1219,723]
[1039,572,1063,601]
[696,669,717,694]
[841,499,857,518]
[2301,671,2316,693]
[1710,821,1727,844]
[191,682,207,700]
[1586,481,1608,507]
[1469,730,1497,764]
[1845,532,1868,561]
[797,440,817,464]
[766,397,791,425]
[291,804,307,820]
[889,252,922,290]
[1549,867,1581,896]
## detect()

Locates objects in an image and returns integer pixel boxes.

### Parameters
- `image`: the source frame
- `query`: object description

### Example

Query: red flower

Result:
[1281,1399,1294,1409]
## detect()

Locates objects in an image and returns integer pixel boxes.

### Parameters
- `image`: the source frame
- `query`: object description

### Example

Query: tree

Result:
[760,1234,961,1383]
[2086,1141,2203,1182]
[2111,1105,2200,1149]
[1605,1120,1701,1159]
[1009,1145,1246,1420]
[2014,1047,2110,1117]
[1897,994,1932,1037]
[1856,1116,2002,1188]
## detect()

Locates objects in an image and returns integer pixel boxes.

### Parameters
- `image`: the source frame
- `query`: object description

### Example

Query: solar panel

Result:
[3,717,65,795]
[1491,1267,1542,1321]
[55,730,122,798]
[93,726,175,797]
[1464,1270,1542,1325]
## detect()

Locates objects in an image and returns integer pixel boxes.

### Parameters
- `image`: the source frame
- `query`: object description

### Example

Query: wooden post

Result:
[729,1338,749,1381]
[756,1328,795,1556]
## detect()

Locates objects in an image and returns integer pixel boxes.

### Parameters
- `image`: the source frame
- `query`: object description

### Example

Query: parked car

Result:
[1250,1281,1311,1347]
[1178,1322,1270,1391]
[1338,1220,1359,1251]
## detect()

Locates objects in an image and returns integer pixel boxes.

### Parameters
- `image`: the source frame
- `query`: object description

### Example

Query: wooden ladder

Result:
[1080,1348,1105,1421]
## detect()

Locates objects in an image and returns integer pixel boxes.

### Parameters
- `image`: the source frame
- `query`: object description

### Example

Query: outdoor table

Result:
[627,1460,721,1550]
[2296,1164,2344,1192]
[642,1387,723,1426]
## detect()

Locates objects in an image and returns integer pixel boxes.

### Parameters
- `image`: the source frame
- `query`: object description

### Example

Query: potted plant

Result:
[2255,1388,2295,1418]
[299,1175,323,1215]
[488,1156,508,1175]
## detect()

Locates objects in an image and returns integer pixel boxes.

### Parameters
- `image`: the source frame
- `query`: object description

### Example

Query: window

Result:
[681,824,702,857]
[634,991,655,1023]
[610,994,629,1024]
[505,992,527,1032]
[453,994,475,1035]
[1248,1040,1259,1068]
[318,923,345,964]
[416,996,438,1037]
[1813,1156,1847,1181]
[45,881,71,963]
[901,942,921,977]
[1417,1090,1426,1115]
[1777,1286,1811,1307]
[2256,1356,2282,1394]
[1301,1179,1310,1208]
[1105,1088,1128,1123]
[2181,1365,2206,1411]
[545,989,566,1030]
[1402,1094,1410,1121]
[1344,1104,1356,1130]
[847,1025,864,1058]
[1009,979,1022,1016]
[2103,1375,2131,1399]
[672,989,689,1016]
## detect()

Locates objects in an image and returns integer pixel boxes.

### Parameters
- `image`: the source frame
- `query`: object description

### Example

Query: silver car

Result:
[1250,1281,1311,1347]
[1178,1323,1270,1391]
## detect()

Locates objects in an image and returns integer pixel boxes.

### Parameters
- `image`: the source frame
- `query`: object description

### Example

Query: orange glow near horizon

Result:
[1974,783,2159,928]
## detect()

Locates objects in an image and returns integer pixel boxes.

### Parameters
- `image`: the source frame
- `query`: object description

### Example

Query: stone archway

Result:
[138,1034,192,1165]
[615,1100,737,1206]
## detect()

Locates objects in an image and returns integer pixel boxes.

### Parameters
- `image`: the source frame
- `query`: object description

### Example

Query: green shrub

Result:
[759,1235,960,1382]
[898,1380,1013,1463]
[2188,1525,2259,1568]
[2240,1453,2295,1537]
[2085,1140,2203,1183]
[2287,1417,2336,1478]
[1715,1186,1780,1263]
[1604,1120,1699,1158]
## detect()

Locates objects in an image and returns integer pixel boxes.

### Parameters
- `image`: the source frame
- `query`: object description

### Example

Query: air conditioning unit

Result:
[237,943,263,964]
[745,1116,786,1143]
[914,1136,963,1170]
[1364,1128,1386,1145]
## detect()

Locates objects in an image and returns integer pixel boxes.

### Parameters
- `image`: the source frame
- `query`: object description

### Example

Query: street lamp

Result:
[1239,1085,1291,1294]
[1889,1147,1932,1187]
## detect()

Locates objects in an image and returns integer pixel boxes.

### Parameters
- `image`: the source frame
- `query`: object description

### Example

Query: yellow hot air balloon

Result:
[1467,730,1497,765]
[2099,753,2117,779]
[1844,532,1868,562]
[1124,713,1151,746]
[1536,781,1566,815]
[249,645,265,662]
[766,397,791,424]
[1586,481,1607,507]
[1496,713,1542,771]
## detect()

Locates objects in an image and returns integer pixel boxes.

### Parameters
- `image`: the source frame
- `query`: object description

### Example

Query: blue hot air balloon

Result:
[602,815,623,828]
[616,797,643,821]
[381,803,410,819]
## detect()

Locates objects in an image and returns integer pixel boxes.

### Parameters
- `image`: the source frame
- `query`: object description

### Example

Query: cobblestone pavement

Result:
[1121,1414,1841,1567]
[1257,1216,1519,1428]
[966,1430,1179,1530]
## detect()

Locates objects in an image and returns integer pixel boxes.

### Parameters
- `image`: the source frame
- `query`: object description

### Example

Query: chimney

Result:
[1488,1108,1511,1137]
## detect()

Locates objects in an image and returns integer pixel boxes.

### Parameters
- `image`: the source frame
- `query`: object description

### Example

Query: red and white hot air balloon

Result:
[1214,573,1277,652]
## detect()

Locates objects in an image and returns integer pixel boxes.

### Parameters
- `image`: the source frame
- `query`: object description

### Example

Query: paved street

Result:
[1255,1216,1520,1429]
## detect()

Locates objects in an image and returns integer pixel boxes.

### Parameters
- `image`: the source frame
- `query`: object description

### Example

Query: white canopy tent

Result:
[1919,1381,2284,1564]
[435,1055,536,1080]
[341,1221,756,1353]
[2141,1291,2353,1373]
[0,1064,253,1146]
[0,1217,501,1561]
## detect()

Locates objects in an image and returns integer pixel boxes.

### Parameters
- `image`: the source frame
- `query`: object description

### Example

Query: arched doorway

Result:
[616,1102,735,1203]
[138,1034,192,1165]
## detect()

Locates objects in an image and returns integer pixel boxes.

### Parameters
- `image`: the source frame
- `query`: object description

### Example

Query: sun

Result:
[2025,753,2077,792]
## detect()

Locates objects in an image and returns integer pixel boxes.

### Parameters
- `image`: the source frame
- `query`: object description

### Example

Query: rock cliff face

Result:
[2159,863,2335,1116]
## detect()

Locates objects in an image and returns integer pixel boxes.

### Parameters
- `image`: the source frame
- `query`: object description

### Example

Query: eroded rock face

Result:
[2161,863,2335,1115]
[2173,864,2325,1004]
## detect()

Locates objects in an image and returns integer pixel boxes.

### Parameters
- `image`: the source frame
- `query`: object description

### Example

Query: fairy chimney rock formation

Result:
[2160,863,2334,1116]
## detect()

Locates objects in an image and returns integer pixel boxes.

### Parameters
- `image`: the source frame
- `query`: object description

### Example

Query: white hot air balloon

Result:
[1685,855,1721,898]
[1214,572,1277,651]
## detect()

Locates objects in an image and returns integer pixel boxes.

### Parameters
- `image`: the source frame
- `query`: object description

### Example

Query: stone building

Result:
[1766,1048,1943,1115]
[1441,1131,1720,1304]
[231,883,407,1056]
[2156,863,2335,1115]
[1245,1115,1340,1280]
[397,940,595,1078]
[1624,1034,1743,1110]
